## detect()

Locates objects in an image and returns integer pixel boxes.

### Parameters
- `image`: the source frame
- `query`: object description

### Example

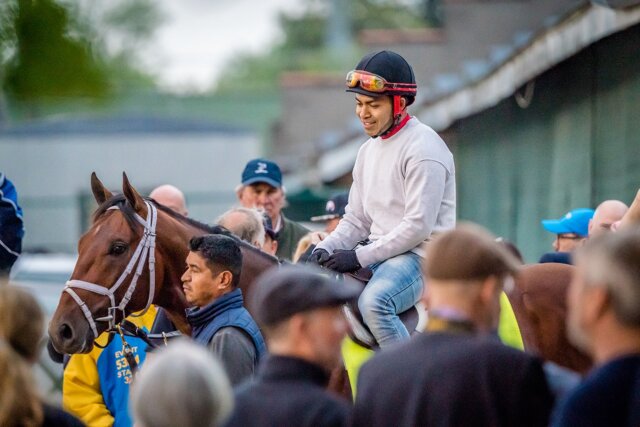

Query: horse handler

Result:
[182,234,266,385]
[310,50,456,348]
[224,265,359,427]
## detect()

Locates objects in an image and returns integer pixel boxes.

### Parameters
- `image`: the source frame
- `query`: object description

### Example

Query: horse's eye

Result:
[109,242,128,256]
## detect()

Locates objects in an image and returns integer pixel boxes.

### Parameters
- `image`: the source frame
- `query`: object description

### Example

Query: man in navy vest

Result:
[182,234,266,385]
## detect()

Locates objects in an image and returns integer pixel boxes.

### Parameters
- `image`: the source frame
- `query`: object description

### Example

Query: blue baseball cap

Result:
[241,159,282,188]
[541,208,595,237]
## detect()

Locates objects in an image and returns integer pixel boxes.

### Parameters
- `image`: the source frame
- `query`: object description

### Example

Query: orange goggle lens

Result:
[346,70,417,94]
[346,70,387,92]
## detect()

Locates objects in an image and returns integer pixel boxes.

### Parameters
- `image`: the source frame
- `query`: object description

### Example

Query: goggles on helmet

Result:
[345,70,417,94]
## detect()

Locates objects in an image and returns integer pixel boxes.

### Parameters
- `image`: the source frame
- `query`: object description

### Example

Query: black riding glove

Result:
[324,249,361,273]
[308,248,330,266]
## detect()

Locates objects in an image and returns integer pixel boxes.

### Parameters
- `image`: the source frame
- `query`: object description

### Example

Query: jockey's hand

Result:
[324,249,361,273]
[308,248,330,266]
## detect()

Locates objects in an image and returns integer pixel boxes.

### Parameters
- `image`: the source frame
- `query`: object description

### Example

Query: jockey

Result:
[310,50,456,348]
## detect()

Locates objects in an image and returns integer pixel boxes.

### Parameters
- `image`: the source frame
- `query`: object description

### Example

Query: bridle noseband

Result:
[64,201,158,340]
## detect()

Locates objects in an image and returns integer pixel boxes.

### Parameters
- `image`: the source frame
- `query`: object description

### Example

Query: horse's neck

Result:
[153,217,206,335]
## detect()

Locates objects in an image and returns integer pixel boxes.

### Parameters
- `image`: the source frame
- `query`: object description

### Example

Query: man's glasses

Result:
[556,233,583,240]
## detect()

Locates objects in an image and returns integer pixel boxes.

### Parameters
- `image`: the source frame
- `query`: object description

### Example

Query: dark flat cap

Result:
[250,265,362,327]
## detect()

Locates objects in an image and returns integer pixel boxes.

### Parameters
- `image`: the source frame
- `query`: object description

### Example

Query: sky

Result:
[140,0,304,93]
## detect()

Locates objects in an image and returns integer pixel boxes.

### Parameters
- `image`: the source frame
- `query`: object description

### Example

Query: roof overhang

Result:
[417,3,640,132]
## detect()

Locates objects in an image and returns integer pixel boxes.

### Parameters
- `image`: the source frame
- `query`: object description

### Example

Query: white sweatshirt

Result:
[316,117,456,267]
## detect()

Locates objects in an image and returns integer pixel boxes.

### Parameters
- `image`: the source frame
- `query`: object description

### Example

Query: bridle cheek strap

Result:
[63,201,158,339]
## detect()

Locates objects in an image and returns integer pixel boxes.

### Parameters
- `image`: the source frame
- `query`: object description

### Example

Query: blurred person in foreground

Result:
[236,158,308,261]
[353,224,554,427]
[224,265,358,427]
[131,339,233,427]
[182,234,266,385]
[0,285,84,427]
[552,227,640,426]
[539,208,593,264]
[309,50,456,348]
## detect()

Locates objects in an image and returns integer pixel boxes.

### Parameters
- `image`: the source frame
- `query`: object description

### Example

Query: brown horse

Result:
[50,172,591,388]
[48,173,278,355]
[507,263,592,374]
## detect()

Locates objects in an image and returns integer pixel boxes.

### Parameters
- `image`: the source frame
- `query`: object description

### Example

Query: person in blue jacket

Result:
[182,234,266,385]
[0,173,24,273]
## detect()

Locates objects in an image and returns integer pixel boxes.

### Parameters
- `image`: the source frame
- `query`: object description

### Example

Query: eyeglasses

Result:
[556,233,583,240]
[345,70,417,93]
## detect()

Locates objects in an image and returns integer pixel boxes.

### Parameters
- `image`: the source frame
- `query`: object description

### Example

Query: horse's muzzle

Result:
[48,316,94,355]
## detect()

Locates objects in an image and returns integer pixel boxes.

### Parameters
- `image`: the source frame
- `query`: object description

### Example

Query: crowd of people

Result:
[1,49,640,427]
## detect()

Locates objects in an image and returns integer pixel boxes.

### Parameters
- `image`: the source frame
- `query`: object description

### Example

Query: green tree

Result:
[0,0,164,121]
[3,0,110,102]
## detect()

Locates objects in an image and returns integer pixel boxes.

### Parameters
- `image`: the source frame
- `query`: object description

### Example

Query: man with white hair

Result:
[552,227,640,426]
[131,339,233,427]
[217,207,265,249]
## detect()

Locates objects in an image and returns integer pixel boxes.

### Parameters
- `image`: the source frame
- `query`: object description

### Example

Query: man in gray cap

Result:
[224,265,359,427]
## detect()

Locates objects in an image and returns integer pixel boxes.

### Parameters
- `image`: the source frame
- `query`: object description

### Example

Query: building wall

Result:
[0,132,259,252]
[273,76,355,170]
[453,23,640,262]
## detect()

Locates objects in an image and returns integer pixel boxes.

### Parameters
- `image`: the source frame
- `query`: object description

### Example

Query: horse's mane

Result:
[93,194,279,263]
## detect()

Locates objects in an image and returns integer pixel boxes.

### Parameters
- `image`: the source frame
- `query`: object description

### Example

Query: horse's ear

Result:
[122,172,145,213]
[91,172,113,205]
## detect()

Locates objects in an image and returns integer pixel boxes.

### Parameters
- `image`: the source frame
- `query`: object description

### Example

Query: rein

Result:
[63,201,158,341]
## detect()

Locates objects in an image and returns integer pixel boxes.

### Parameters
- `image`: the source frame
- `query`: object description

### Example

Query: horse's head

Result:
[49,173,166,354]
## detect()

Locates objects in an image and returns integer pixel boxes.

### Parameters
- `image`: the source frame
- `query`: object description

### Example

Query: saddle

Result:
[342,267,426,350]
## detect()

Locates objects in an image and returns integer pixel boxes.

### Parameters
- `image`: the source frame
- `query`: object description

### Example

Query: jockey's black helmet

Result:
[346,50,416,105]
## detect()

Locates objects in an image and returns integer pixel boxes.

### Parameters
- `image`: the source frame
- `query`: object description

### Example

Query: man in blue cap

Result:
[236,158,308,261]
[539,208,594,264]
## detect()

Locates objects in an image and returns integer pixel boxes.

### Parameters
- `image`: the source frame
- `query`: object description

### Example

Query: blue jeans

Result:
[358,252,423,348]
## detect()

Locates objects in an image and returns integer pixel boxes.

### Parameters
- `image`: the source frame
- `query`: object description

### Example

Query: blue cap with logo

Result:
[241,158,282,188]
[541,208,595,237]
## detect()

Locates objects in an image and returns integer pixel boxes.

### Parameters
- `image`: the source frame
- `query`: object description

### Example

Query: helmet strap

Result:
[375,95,407,139]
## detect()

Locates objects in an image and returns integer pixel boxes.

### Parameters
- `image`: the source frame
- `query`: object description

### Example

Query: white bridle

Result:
[63,201,158,339]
